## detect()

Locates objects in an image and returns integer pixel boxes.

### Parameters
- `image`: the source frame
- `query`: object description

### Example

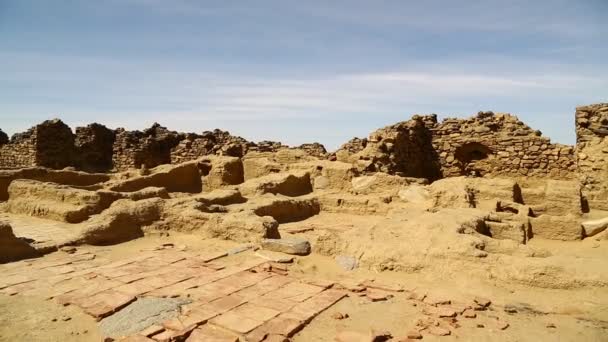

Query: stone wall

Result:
[576,103,608,210]
[431,112,576,179]
[337,115,441,179]
[0,129,8,145]
[170,130,327,165]
[170,129,255,164]
[112,123,184,171]
[337,111,577,181]
[75,123,116,172]
[0,131,36,169]
[34,119,76,169]
[0,119,74,169]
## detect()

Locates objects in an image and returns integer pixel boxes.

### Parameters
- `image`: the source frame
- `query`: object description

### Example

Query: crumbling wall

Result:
[336,111,576,181]
[0,129,8,145]
[112,123,184,171]
[170,129,254,163]
[336,115,443,180]
[432,112,576,179]
[0,130,37,169]
[170,129,326,164]
[576,103,608,210]
[75,123,116,172]
[0,119,75,169]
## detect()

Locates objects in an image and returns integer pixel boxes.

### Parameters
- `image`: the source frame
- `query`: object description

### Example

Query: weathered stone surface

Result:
[99,297,190,339]
[336,255,358,271]
[0,221,38,263]
[262,238,311,255]
[582,216,608,237]
[530,214,582,241]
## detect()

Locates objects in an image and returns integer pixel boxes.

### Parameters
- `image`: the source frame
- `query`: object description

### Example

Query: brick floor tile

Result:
[119,335,156,342]
[78,290,135,319]
[360,279,404,292]
[246,314,305,340]
[178,307,220,326]
[46,265,77,275]
[266,282,325,302]
[151,324,196,342]
[230,302,281,322]
[203,294,247,313]
[198,251,229,262]
[186,325,238,342]
[210,311,264,334]
[286,289,346,322]
[138,324,165,337]
[55,279,122,306]
[300,278,336,289]
[114,279,158,296]
[249,296,298,313]
[0,273,37,289]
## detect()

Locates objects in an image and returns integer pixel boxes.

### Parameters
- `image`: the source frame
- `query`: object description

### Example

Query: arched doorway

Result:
[454,142,492,176]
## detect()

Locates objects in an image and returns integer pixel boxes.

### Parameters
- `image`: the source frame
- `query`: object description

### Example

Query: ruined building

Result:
[0,105,605,202]
[0,120,326,172]
[336,111,576,181]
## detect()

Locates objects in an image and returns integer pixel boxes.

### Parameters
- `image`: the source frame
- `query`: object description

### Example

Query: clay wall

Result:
[74,123,116,172]
[576,103,608,210]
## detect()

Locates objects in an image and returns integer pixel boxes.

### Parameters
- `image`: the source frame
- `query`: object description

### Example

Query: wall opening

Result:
[455,142,492,176]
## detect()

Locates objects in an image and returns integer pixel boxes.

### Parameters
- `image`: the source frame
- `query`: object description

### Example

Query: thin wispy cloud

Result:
[0,1,606,149]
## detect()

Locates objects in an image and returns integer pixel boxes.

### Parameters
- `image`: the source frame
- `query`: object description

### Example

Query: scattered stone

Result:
[503,305,518,314]
[227,243,254,255]
[497,322,510,330]
[424,295,451,306]
[473,297,491,308]
[255,251,294,263]
[546,323,556,328]
[336,256,358,271]
[436,308,457,318]
[366,290,393,302]
[261,238,311,255]
[334,329,391,342]
[406,331,423,339]
[462,309,477,318]
[332,312,349,320]
[476,324,484,328]
[60,246,77,254]
[360,279,404,292]
[427,327,450,336]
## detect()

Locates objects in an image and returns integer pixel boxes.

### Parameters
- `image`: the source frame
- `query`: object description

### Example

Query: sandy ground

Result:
[1,215,607,342]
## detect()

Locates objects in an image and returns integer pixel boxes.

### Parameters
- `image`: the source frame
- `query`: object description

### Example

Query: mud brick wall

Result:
[576,103,608,210]
[360,115,442,179]
[431,112,576,179]
[112,123,184,171]
[0,133,37,169]
[0,119,75,169]
[74,123,116,172]
[170,129,254,164]
[338,111,576,180]
[34,120,76,169]
[170,129,326,164]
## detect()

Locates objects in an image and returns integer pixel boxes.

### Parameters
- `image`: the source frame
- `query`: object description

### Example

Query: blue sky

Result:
[1,0,607,149]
